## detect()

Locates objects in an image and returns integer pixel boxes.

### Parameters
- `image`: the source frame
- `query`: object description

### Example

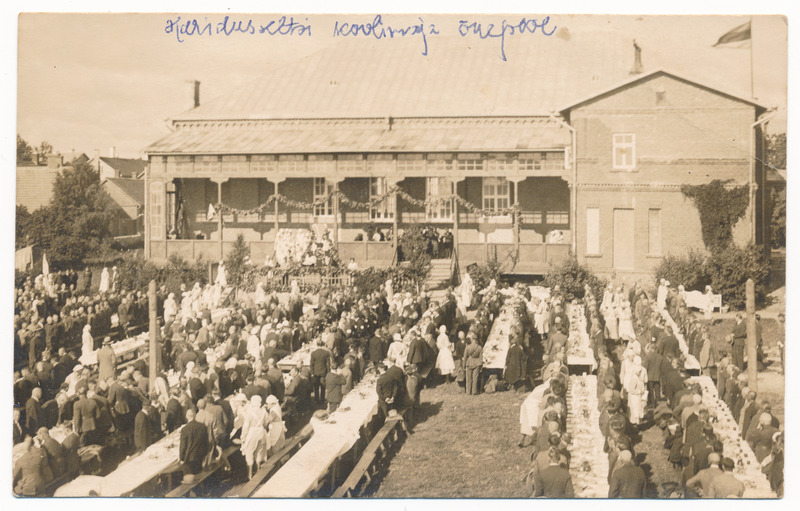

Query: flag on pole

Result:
[714,21,752,47]
[207,203,216,221]
[42,252,49,276]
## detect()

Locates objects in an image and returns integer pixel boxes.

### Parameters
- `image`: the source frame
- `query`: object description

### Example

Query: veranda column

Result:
[271,177,286,237]
[507,176,526,258]
[387,176,402,257]
[328,177,344,247]
[451,176,465,258]
[211,177,229,260]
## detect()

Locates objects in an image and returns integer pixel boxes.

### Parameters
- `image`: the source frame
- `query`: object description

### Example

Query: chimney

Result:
[187,80,200,110]
[109,146,117,158]
[629,40,643,75]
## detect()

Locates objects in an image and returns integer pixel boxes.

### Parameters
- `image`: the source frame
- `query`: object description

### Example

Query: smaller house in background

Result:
[102,177,145,237]
[98,147,147,179]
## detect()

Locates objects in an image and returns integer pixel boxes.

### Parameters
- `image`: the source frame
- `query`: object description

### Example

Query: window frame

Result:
[425,177,454,222]
[369,177,395,222]
[612,133,636,171]
[312,177,334,219]
[481,176,511,219]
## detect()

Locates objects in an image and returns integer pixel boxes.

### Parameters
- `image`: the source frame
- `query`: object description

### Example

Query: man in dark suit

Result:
[180,408,210,475]
[37,427,66,480]
[608,450,646,498]
[72,386,99,446]
[730,314,747,371]
[13,437,47,497]
[310,341,331,402]
[324,363,347,413]
[25,387,44,436]
[134,402,159,453]
[533,447,574,498]
[368,331,386,366]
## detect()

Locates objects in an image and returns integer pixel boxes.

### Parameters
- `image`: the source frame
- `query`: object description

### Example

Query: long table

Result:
[565,302,597,371]
[659,308,701,372]
[688,376,775,498]
[482,302,515,370]
[252,373,380,497]
[566,374,610,498]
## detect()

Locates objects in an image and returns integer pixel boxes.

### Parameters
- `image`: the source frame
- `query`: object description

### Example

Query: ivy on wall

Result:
[681,179,748,253]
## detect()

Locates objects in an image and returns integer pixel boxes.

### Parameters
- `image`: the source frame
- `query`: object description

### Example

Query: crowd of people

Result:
[12,256,784,498]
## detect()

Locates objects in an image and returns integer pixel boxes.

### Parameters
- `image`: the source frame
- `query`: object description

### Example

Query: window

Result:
[648,208,662,255]
[313,178,334,217]
[613,134,636,170]
[426,177,454,221]
[195,155,220,172]
[586,207,600,255]
[369,177,395,221]
[149,181,165,241]
[482,177,510,213]
[250,155,276,173]
[221,155,247,173]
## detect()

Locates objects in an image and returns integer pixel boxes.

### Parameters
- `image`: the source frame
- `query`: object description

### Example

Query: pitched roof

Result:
[171,32,640,121]
[558,69,767,114]
[16,165,58,210]
[104,178,144,205]
[146,117,571,155]
[99,157,148,178]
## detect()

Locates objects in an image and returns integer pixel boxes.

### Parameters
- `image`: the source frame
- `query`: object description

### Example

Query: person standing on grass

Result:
[729,313,746,371]
[463,334,483,395]
[533,447,574,498]
[708,457,744,498]
[608,450,645,498]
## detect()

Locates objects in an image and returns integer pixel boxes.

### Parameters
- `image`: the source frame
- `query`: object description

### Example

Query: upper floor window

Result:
[482,177,510,213]
[369,177,395,222]
[313,178,334,218]
[612,134,636,170]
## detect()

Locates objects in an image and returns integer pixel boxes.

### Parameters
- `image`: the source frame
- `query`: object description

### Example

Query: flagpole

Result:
[750,16,755,98]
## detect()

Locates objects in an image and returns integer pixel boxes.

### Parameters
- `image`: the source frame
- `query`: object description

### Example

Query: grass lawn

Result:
[366,381,531,498]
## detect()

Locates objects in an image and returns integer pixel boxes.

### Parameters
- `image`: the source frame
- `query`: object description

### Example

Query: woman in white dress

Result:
[163,293,177,322]
[255,282,267,306]
[656,279,669,309]
[265,395,287,455]
[703,285,715,320]
[623,355,647,426]
[618,299,635,342]
[240,395,269,479]
[98,267,110,293]
[458,271,474,309]
[215,261,227,288]
[387,334,408,367]
[435,325,456,380]
[80,325,94,362]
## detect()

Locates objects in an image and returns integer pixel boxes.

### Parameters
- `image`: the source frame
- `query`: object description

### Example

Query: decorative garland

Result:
[212,185,522,219]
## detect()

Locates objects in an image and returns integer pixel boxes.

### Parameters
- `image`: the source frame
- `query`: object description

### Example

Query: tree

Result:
[15,205,31,250]
[766,133,786,170]
[25,162,112,268]
[770,188,786,248]
[17,134,33,163]
[38,140,53,157]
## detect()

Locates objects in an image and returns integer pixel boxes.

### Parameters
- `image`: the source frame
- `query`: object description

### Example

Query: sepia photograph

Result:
[11,8,788,500]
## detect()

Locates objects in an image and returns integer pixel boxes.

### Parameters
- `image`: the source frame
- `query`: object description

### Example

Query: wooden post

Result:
[148,279,159,393]
[217,181,224,260]
[746,278,758,391]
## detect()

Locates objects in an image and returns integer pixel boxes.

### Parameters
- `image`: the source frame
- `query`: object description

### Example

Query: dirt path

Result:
[366,381,532,498]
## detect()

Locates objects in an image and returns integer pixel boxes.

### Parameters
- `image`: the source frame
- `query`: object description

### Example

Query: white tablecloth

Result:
[565,302,597,370]
[566,374,609,498]
[252,373,380,498]
[80,333,149,366]
[482,305,514,370]
[688,376,775,498]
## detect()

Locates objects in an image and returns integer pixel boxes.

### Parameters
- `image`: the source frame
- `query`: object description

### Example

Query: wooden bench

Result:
[222,425,314,498]
[331,417,407,498]
[165,444,240,498]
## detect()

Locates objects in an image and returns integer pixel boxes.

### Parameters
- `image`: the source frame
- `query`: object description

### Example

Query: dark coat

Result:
[180,419,210,464]
[310,348,331,377]
[503,343,526,385]
[25,397,43,435]
[134,409,154,451]
[325,372,346,404]
[534,465,574,498]
[73,396,99,434]
[13,447,48,496]
[609,464,646,498]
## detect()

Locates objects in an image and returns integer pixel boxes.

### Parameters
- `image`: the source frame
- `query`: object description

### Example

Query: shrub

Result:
[704,244,770,310]
[116,251,162,292]
[681,180,748,253]
[224,234,252,289]
[654,249,710,292]
[397,225,433,290]
[543,254,607,301]
[770,188,786,248]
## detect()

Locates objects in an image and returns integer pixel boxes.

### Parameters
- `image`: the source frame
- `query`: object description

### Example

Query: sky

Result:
[15,12,788,160]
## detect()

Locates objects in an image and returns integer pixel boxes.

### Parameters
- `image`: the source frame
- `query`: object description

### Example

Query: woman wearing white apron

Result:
[618,299,635,342]
[435,326,456,381]
[80,324,94,363]
[240,395,269,479]
[265,395,287,455]
[703,285,715,320]
[623,355,648,426]
[98,267,110,293]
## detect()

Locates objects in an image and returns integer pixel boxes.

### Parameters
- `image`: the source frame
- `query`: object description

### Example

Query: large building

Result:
[144,35,771,281]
